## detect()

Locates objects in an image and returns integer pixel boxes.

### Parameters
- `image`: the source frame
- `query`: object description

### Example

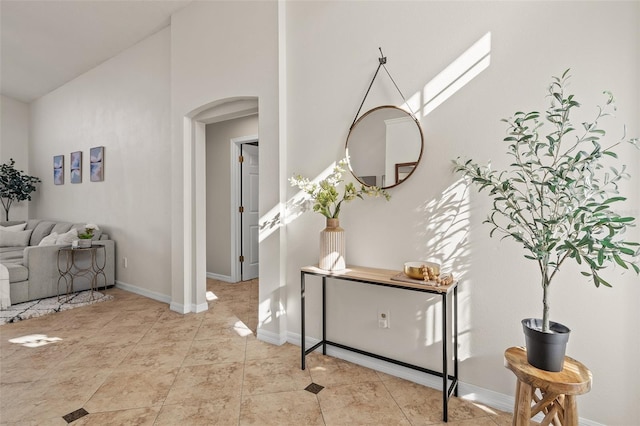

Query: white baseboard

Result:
[257,327,287,346]
[206,272,233,282]
[115,280,209,314]
[193,301,208,313]
[169,300,209,314]
[458,381,515,414]
[115,280,171,304]
[287,331,602,426]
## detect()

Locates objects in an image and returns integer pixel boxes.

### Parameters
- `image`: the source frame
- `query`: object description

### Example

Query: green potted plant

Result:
[453,70,639,371]
[0,159,41,221]
[77,224,99,248]
[290,158,390,270]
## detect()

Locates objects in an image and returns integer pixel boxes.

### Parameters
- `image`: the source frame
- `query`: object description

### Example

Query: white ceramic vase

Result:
[319,218,345,271]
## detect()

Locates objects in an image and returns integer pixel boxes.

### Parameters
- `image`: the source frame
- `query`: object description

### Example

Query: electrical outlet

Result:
[378,309,390,329]
[123,257,128,268]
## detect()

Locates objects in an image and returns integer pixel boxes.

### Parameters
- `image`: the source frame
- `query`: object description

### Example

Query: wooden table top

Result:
[301,265,457,294]
[504,346,592,395]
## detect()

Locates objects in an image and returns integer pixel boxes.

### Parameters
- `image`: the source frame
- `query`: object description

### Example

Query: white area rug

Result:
[0,290,113,325]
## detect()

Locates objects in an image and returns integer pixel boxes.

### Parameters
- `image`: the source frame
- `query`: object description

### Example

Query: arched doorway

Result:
[179,97,259,313]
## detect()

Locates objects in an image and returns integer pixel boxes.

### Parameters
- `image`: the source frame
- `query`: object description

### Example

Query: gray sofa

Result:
[0,219,115,305]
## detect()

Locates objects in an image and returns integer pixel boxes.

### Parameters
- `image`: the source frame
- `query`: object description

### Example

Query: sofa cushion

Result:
[24,219,41,230]
[0,229,33,247]
[56,228,78,245]
[29,221,56,246]
[3,262,28,283]
[38,232,59,246]
[0,220,27,228]
[51,222,73,235]
[0,247,21,254]
[0,248,25,262]
[0,223,27,232]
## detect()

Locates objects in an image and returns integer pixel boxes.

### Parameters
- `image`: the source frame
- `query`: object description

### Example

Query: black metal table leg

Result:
[442,292,448,422]
[322,276,327,355]
[301,271,306,370]
[454,285,459,397]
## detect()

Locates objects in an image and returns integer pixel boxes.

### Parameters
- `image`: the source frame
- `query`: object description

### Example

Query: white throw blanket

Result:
[0,264,10,309]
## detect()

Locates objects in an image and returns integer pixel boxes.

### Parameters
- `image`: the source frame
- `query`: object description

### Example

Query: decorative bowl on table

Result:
[404,261,440,280]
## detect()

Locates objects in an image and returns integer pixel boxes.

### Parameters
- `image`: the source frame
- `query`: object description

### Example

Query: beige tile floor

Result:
[0,279,514,425]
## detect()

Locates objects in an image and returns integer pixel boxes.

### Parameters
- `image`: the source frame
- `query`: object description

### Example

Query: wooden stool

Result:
[504,346,592,426]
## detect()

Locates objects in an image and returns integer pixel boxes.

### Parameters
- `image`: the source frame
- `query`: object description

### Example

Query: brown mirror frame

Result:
[345,105,424,189]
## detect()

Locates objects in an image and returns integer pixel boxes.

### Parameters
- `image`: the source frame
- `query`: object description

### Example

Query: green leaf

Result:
[595,275,613,288]
[611,217,635,223]
[604,197,626,204]
[613,254,628,269]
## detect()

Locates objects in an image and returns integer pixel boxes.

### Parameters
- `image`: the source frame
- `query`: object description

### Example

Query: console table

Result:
[300,265,459,422]
[57,245,107,303]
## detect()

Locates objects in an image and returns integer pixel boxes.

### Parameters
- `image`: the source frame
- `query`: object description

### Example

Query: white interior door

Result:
[241,143,259,280]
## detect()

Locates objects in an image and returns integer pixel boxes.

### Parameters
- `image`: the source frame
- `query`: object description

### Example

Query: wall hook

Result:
[378,47,387,65]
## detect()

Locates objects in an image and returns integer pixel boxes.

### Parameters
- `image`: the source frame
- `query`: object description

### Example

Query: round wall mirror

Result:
[345,105,424,189]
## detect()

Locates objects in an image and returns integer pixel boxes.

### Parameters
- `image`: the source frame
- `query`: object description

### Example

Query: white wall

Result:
[28,28,172,300]
[284,2,639,425]
[0,95,32,220]
[206,114,259,277]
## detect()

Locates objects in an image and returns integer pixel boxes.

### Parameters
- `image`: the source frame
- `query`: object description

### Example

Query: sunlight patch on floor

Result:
[233,320,254,337]
[473,402,499,415]
[9,334,63,348]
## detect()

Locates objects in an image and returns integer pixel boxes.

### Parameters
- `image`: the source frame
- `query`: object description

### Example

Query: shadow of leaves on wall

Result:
[414,177,473,359]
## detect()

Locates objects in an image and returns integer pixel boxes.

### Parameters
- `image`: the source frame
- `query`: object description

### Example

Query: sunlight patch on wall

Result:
[258,202,283,243]
[259,161,339,242]
[405,32,491,118]
[423,301,443,345]
[258,297,286,329]
[417,178,472,276]
[416,178,472,360]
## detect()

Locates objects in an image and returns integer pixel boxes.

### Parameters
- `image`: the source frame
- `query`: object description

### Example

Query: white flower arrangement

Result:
[79,223,99,239]
[290,158,390,219]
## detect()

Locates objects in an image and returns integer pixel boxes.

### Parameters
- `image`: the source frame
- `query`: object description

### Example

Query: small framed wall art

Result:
[90,146,104,182]
[395,162,417,184]
[53,155,64,185]
[70,151,82,183]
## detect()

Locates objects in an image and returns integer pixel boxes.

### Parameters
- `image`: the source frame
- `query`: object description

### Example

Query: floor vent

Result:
[305,382,324,394]
[63,408,89,423]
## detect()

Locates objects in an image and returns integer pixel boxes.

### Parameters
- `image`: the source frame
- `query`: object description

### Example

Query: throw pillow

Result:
[56,228,78,245]
[0,223,27,232]
[38,232,59,246]
[0,229,33,247]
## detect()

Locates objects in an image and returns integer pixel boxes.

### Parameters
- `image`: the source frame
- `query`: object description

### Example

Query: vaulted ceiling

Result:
[1,1,191,103]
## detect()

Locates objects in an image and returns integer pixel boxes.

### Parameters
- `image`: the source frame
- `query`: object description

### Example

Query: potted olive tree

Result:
[454,70,639,371]
[0,159,41,221]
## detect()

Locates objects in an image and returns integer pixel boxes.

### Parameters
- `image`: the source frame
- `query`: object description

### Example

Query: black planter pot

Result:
[522,318,571,372]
